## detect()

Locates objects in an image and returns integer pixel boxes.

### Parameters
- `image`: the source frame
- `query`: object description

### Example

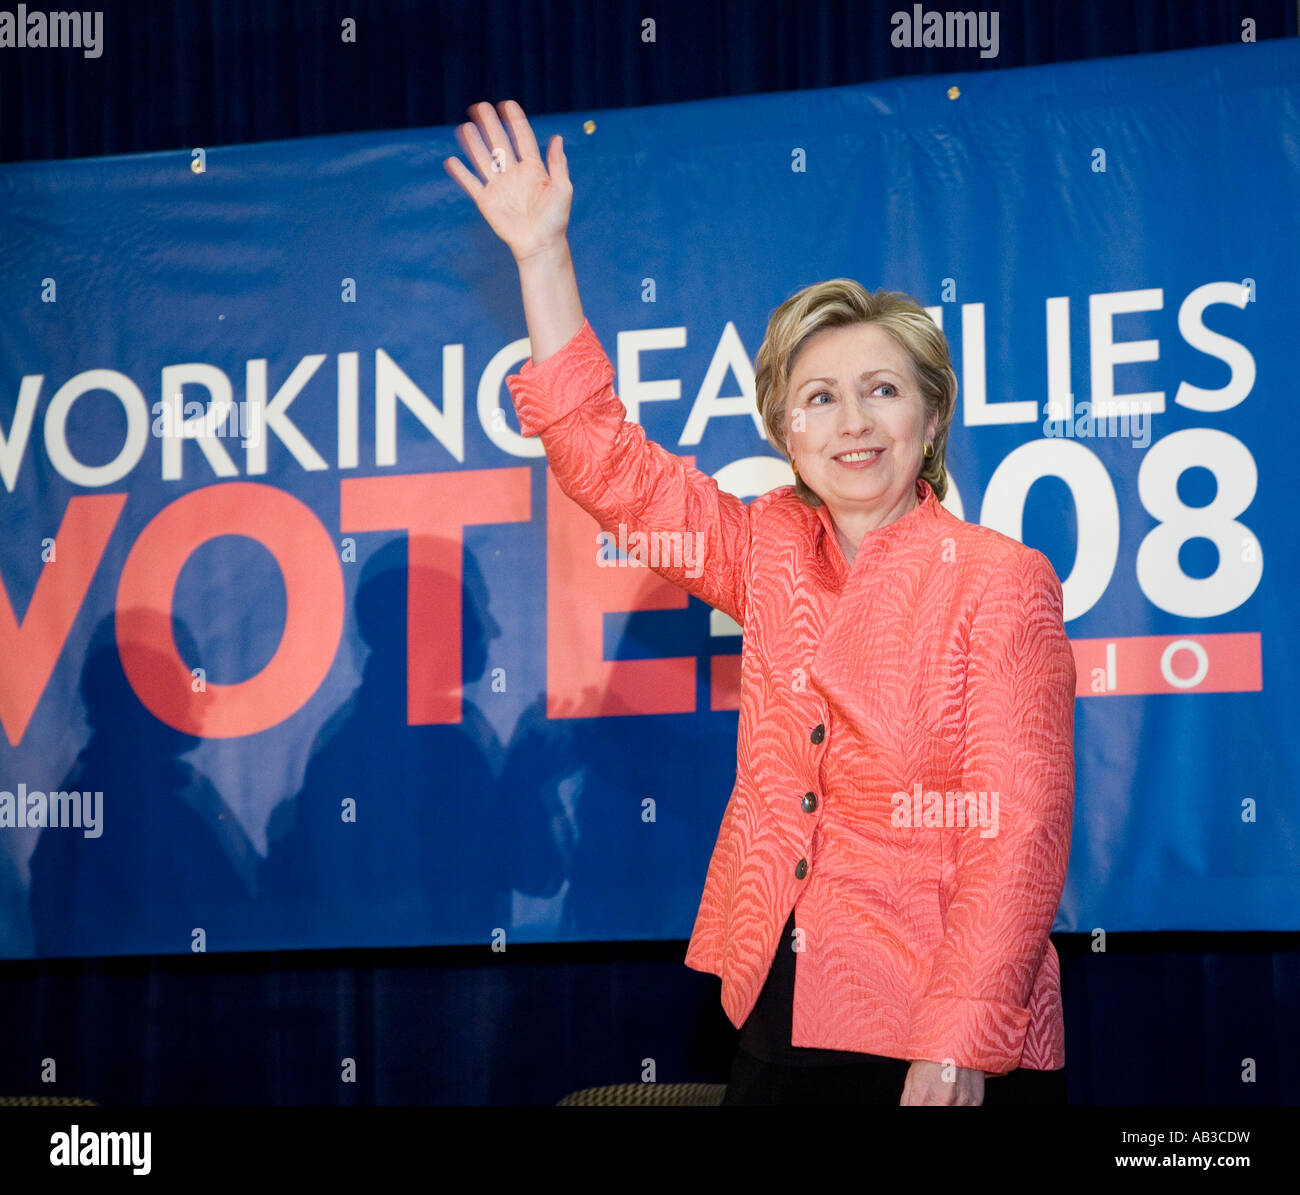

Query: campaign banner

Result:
[1,38,1295,957]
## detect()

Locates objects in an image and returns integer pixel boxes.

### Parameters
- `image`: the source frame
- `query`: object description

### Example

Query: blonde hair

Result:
[754,279,957,504]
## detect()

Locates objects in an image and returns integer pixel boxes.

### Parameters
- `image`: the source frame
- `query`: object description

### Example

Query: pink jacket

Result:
[506,318,1076,1074]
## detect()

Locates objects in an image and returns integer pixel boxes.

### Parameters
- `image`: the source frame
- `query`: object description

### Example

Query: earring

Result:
[922,442,934,459]
[791,462,799,477]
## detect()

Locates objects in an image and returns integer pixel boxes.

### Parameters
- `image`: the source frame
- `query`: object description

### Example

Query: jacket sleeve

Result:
[505,318,751,626]
[904,549,1076,1075]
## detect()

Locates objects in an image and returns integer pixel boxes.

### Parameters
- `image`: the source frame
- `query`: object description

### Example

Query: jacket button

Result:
[801,792,817,813]
[795,858,808,880]
[810,723,825,744]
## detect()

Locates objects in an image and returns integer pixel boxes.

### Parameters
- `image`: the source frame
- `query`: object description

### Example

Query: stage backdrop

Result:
[1,39,1295,958]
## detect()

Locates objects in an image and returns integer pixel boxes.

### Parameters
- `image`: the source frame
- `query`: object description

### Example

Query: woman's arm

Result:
[506,317,751,624]
[446,100,753,624]
[904,549,1077,1076]
[516,238,583,367]
[445,100,581,360]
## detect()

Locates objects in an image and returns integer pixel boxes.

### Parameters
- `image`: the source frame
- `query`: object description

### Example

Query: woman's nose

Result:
[837,397,871,434]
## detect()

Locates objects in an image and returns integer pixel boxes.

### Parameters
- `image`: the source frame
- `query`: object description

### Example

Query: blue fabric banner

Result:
[1,38,1295,957]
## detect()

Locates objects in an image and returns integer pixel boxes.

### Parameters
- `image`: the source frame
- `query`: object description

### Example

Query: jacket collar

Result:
[812,477,944,578]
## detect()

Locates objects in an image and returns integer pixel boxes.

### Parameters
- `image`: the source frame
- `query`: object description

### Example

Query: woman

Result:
[445,100,1076,1107]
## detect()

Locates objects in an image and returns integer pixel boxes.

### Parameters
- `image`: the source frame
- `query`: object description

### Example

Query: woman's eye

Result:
[807,383,897,404]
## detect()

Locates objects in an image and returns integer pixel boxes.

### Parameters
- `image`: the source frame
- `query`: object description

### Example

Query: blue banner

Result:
[1,38,1296,957]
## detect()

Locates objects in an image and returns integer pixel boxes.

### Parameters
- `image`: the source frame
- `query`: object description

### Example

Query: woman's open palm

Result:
[444,100,573,262]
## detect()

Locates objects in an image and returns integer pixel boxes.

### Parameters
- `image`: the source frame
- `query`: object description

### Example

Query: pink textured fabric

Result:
[506,318,1076,1075]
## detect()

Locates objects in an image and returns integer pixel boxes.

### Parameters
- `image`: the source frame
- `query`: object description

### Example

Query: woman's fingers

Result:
[445,100,553,194]
[453,117,495,181]
[500,99,543,163]
[547,132,570,188]
[469,99,520,171]
[442,152,484,199]
[446,101,530,189]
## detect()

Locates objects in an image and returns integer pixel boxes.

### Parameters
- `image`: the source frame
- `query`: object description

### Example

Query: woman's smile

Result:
[832,447,884,467]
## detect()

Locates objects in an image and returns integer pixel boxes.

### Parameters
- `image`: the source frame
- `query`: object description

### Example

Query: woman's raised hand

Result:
[444,100,573,263]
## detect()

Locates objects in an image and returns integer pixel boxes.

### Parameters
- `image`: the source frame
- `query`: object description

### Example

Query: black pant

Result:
[721,1044,1068,1106]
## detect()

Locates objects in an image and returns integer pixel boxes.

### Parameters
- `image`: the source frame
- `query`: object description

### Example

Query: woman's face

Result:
[783,322,936,527]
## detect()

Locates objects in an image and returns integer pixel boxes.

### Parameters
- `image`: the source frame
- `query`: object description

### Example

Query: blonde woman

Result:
[445,100,1075,1106]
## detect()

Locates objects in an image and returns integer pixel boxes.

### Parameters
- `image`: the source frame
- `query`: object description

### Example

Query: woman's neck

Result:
[830,484,920,568]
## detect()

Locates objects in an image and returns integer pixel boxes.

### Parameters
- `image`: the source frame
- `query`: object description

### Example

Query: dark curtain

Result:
[1,933,1297,1104]
[2,0,1295,164]
[1,0,1297,1105]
